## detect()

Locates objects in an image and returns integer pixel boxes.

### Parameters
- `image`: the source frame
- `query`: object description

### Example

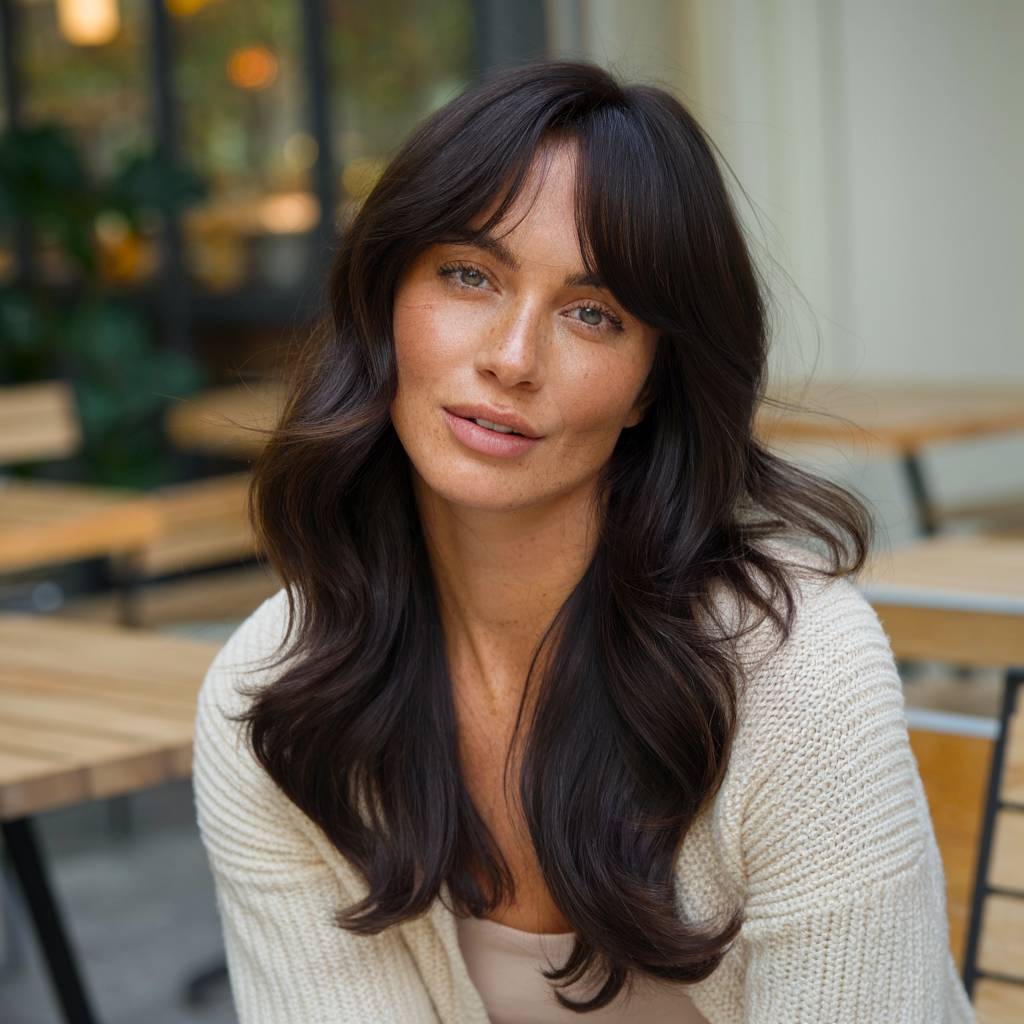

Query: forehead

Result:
[463,139,584,262]
[468,139,581,238]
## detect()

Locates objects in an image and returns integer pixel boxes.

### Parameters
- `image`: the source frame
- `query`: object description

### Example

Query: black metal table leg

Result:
[1,816,100,1024]
[109,551,143,630]
[183,958,228,1007]
[900,450,939,537]
[961,666,1024,998]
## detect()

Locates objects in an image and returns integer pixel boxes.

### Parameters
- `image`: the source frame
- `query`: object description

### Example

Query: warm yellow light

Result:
[259,192,320,234]
[342,157,385,200]
[282,132,318,173]
[227,46,278,91]
[166,0,212,15]
[57,0,120,46]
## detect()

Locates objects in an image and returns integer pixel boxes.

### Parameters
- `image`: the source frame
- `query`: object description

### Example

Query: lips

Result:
[443,404,542,439]
[442,408,541,458]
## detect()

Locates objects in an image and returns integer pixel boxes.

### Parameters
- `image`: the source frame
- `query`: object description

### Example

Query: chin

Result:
[411,463,541,513]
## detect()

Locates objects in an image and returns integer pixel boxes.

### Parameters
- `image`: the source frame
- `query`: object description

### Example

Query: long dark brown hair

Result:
[236,58,874,1011]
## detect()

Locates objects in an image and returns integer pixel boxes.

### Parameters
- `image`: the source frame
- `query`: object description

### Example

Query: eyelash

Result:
[436,260,625,333]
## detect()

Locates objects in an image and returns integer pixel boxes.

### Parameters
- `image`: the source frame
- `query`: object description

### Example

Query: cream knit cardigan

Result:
[193,552,977,1023]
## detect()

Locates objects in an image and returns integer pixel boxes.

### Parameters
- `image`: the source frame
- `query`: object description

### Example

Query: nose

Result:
[473,297,546,390]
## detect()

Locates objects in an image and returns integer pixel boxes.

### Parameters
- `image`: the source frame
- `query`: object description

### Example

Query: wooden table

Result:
[164,381,284,461]
[758,379,1024,535]
[758,379,1024,455]
[0,479,162,576]
[859,534,1024,1016]
[860,534,1024,667]
[0,613,220,1024]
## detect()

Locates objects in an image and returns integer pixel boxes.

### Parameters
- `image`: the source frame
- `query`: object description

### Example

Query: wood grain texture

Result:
[862,535,1024,613]
[908,727,992,970]
[1005,713,1024,806]
[990,810,1024,893]
[977,893,1024,979]
[872,605,1024,667]
[0,479,162,573]
[135,472,258,577]
[0,380,80,464]
[0,614,219,820]
[861,534,1024,665]
[757,378,1024,454]
[164,381,283,458]
[974,978,1024,1024]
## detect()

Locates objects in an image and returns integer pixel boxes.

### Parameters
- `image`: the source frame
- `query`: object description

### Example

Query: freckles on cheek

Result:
[395,299,466,374]
[561,359,638,440]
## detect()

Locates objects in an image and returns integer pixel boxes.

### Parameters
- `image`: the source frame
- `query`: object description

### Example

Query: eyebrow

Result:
[438,230,608,291]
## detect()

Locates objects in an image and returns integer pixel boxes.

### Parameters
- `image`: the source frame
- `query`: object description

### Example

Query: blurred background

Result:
[1,2,1022,1022]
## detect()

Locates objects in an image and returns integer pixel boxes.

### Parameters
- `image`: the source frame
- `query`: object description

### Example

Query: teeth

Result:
[472,417,522,436]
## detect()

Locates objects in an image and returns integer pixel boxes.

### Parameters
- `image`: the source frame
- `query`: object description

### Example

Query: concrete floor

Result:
[1,779,236,1024]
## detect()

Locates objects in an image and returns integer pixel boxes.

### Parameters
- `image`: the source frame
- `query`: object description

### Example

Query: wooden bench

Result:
[0,382,161,578]
[164,380,283,460]
[969,673,1024,1023]
[907,720,995,969]
[0,380,79,464]
[60,471,277,628]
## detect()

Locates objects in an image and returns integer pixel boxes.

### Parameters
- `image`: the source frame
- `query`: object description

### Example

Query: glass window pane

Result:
[15,0,158,288]
[171,0,314,293]
[326,0,476,225]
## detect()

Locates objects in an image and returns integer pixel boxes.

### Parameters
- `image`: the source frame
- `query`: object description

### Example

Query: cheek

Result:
[556,350,649,436]
[393,293,469,385]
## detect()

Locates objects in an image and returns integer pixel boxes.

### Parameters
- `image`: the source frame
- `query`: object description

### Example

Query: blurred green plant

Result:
[0,122,207,488]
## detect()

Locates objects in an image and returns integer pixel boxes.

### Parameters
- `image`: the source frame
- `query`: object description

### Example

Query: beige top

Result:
[456,914,709,1023]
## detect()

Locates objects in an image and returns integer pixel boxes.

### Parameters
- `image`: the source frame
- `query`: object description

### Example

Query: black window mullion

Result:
[148,0,190,354]
[472,0,547,73]
[0,0,34,287]
[299,0,336,297]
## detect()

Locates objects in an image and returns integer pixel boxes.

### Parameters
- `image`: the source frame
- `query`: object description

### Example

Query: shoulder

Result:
[193,587,296,817]
[713,542,929,904]
[732,538,899,731]
[192,588,325,875]
[196,587,296,721]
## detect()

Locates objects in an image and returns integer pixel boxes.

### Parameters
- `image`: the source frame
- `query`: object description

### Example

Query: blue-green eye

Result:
[568,303,624,332]
[439,262,487,288]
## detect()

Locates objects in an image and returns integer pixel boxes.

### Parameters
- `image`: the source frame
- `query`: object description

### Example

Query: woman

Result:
[193,59,975,1022]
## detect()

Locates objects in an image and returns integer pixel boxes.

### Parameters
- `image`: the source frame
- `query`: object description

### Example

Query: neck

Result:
[413,471,602,713]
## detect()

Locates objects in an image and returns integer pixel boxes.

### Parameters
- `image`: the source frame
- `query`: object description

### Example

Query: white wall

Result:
[831,0,1024,382]
[547,0,1024,547]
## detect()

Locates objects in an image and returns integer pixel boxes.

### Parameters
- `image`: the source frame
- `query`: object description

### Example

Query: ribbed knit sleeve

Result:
[192,591,439,1023]
[726,574,976,1023]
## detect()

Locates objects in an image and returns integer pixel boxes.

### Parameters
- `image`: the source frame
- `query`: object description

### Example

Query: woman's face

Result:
[390,141,659,514]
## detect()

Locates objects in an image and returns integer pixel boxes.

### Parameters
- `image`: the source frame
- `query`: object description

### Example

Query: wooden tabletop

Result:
[165,381,284,459]
[0,479,163,574]
[0,614,220,820]
[167,377,1024,460]
[859,533,1024,666]
[861,533,1024,614]
[757,379,1024,455]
